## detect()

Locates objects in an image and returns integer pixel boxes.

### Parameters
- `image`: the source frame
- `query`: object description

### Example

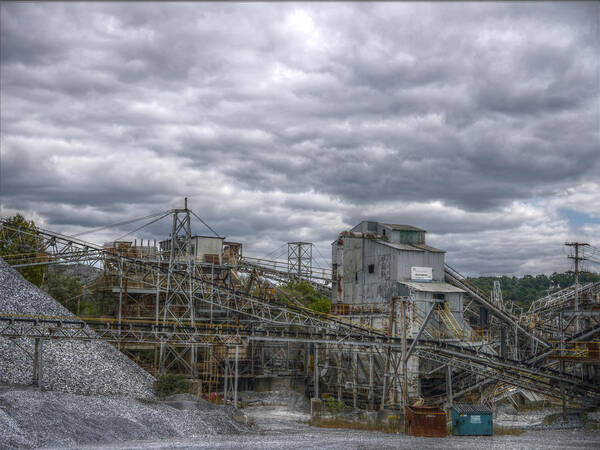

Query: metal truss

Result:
[415,348,597,407]
[445,264,551,354]
[236,256,331,296]
[287,242,313,278]
[0,219,371,338]
[527,281,600,316]
[3,218,598,405]
[0,315,242,346]
[159,206,197,376]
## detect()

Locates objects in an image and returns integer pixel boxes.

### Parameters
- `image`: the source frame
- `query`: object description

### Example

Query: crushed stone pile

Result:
[0,257,154,398]
[0,388,249,449]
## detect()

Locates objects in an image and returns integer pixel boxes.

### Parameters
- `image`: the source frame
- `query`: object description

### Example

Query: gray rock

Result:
[0,257,154,398]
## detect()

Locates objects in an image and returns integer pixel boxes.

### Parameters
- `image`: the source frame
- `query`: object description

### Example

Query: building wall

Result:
[338,237,446,304]
[191,236,223,264]
[341,237,363,304]
[396,249,445,282]
[362,239,402,303]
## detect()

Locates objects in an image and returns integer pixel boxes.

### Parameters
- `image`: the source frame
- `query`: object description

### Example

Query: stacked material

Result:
[0,258,249,448]
[0,257,155,397]
[0,389,248,449]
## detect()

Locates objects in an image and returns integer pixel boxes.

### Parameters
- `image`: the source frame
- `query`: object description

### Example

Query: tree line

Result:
[467,271,600,310]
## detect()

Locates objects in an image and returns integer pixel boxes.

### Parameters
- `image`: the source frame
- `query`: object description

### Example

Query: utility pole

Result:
[566,242,589,333]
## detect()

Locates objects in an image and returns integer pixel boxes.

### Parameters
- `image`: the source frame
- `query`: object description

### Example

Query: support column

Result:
[32,338,43,388]
[234,345,239,409]
[446,364,453,413]
[368,348,374,410]
[514,322,518,360]
[352,350,358,409]
[305,343,310,377]
[380,346,391,410]
[400,299,408,407]
[314,343,319,399]
[223,349,229,404]
[337,351,343,402]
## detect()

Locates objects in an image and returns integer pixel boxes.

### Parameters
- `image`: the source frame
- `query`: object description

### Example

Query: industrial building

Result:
[332,221,467,331]
[329,221,474,399]
[1,206,599,421]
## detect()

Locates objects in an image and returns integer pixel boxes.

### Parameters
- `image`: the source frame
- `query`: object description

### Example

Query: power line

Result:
[262,243,287,260]
[313,244,331,268]
[189,210,221,238]
[72,210,171,237]
[114,212,172,242]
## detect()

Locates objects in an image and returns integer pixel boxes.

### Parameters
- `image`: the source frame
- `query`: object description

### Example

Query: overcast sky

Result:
[1,2,599,276]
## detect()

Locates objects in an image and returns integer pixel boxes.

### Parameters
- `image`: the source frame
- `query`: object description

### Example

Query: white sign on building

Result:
[411,266,432,282]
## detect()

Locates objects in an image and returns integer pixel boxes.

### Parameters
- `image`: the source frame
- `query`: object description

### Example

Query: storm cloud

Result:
[1,2,598,275]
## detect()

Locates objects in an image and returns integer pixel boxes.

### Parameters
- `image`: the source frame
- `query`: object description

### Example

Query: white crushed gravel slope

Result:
[0,389,248,449]
[0,258,249,449]
[0,257,155,398]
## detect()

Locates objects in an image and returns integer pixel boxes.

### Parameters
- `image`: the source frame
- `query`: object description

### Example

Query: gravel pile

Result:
[0,257,154,398]
[0,388,249,449]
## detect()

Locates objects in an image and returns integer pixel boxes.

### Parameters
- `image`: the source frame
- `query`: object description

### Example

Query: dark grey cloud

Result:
[1,2,598,275]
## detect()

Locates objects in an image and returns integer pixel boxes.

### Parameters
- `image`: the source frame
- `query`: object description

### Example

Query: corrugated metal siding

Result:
[360,239,402,302]
[341,237,364,304]
[396,249,444,281]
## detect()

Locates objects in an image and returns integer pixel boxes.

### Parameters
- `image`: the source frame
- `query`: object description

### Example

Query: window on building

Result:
[433,293,445,300]
[355,272,358,282]
[368,264,375,273]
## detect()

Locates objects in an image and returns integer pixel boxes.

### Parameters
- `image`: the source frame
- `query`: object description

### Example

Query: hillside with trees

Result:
[467,271,600,310]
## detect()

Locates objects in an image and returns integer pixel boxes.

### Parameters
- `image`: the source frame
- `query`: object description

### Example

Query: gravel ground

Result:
[0,258,154,398]
[0,388,249,449]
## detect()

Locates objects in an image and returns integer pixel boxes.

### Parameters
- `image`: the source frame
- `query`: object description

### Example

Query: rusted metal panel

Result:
[405,406,446,437]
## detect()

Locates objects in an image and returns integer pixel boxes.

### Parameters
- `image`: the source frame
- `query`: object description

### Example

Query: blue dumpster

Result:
[451,404,493,436]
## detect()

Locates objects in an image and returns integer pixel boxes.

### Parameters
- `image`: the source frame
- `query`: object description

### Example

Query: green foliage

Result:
[46,271,83,311]
[325,396,345,413]
[310,296,331,314]
[45,270,98,316]
[276,280,331,314]
[468,271,600,309]
[154,373,190,398]
[0,214,45,286]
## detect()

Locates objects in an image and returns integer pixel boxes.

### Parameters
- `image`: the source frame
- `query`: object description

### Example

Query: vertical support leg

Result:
[314,343,319,399]
[560,360,566,423]
[234,345,239,409]
[32,338,43,388]
[380,345,391,411]
[305,343,310,377]
[368,348,374,410]
[446,364,453,418]
[337,351,342,402]
[514,322,518,360]
[223,349,229,404]
[352,350,358,409]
